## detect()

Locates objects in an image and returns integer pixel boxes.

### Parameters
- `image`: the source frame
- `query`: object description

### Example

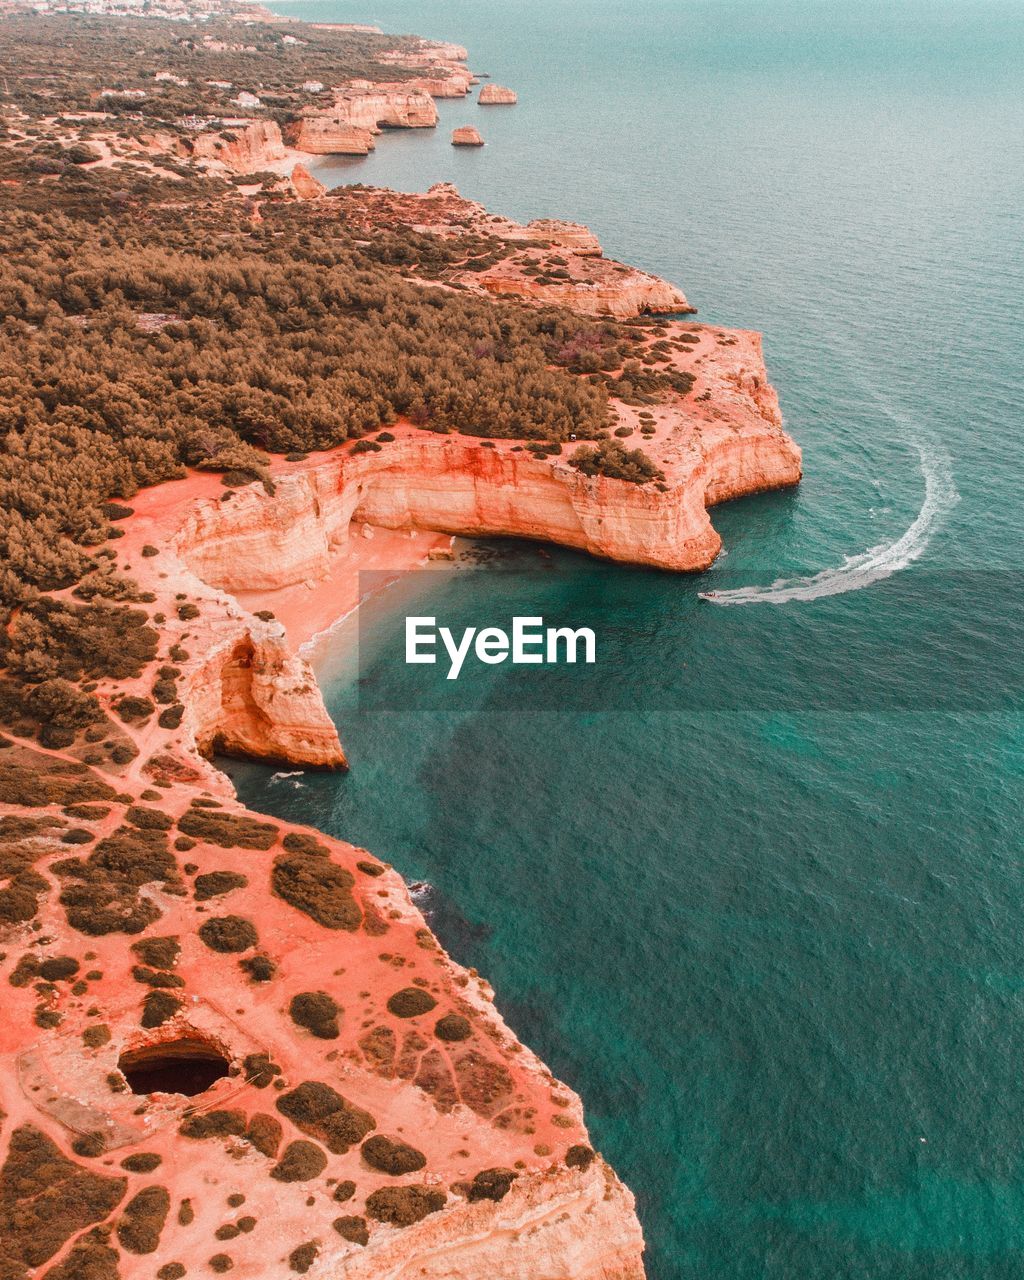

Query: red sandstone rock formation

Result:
[478,83,517,104]
[285,87,438,157]
[284,116,376,155]
[332,86,438,131]
[0,731,642,1278]
[451,125,485,146]
[288,163,326,199]
[410,73,473,98]
[179,119,285,173]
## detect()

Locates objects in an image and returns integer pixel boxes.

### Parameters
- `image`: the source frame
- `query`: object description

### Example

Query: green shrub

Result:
[567,441,664,485]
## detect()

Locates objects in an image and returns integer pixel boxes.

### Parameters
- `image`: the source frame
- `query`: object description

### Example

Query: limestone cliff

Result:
[285,87,437,157]
[284,115,376,155]
[179,119,285,172]
[332,87,438,131]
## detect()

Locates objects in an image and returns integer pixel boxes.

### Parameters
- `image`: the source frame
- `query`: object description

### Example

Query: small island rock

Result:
[479,84,517,105]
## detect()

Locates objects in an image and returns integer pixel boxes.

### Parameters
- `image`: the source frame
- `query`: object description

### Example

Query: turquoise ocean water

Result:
[230,3,1024,1275]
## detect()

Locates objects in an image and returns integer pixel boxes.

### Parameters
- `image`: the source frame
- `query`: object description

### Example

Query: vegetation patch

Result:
[271,851,361,930]
[361,1135,426,1175]
[289,992,341,1040]
[387,987,437,1019]
[270,1141,328,1183]
[240,954,276,983]
[0,1125,126,1273]
[179,1110,246,1141]
[466,1167,518,1202]
[54,824,181,936]
[39,1228,120,1280]
[288,1242,320,1274]
[126,806,174,831]
[198,915,258,953]
[333,1215,369,1246]
[452,1051,515,1117]
[244,1114,282,1159]
[131,936,180,969]
[565,1144,596,1170]
[141,990,183,1028]
[194,870,249,901]
[178,808,278,850]
[434,1013,472,1042]
[276,1081,375,1154]
[568,440,664,485]
[242,1052,281,1088]
[116,1185,170,1254]
[364,1185,446,1227]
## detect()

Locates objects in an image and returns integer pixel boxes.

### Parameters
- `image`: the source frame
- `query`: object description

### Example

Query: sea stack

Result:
[289,162,326,199]
[479,83,517,104]
[452,125,485,146]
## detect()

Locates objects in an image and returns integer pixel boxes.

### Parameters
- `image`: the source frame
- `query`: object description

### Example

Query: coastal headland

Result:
[0,10,799,1278]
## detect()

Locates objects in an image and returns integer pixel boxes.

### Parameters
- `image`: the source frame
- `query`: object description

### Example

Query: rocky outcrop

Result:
[285,88,438,155]
[0,730,639,1280]
[478,264,693,319]
[187,624,346,769]
[284,115,376,155]
[319,183,694,319]
[289,162,326,199]
[411,73,473,98]
[452,125,485,146]
[333,87,438,131]
[179,118,285,172]
[479,83,518,104]
[329,1159,644,1279]
[526,219,603,255]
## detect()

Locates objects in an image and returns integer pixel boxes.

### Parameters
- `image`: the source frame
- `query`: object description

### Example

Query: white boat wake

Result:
[701,389,959,606]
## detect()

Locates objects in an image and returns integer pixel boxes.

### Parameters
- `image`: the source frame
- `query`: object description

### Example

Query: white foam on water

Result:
[702,368,960,607]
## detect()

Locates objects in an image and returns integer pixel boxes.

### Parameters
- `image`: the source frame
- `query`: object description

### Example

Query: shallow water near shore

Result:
[230,2,1024,1276]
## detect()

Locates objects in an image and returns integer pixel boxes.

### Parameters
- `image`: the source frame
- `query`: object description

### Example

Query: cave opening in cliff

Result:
[118,1039,232,1097]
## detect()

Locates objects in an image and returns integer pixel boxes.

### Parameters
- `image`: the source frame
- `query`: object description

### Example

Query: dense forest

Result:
[0,15,687,744]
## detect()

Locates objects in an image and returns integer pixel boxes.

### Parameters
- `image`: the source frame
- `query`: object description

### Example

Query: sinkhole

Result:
[118,1038,231,1097]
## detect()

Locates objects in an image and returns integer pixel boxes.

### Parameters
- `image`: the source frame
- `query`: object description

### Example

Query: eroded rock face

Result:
[283,116,376,156]
[285,87,438,156]
[288,163,327,199]
[452,125,485,146]
[332,87,438,131]
[179,120,285,172]
[478,83,518,104]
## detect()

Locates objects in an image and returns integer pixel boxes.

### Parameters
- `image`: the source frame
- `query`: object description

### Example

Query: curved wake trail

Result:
[702,368,960,607]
